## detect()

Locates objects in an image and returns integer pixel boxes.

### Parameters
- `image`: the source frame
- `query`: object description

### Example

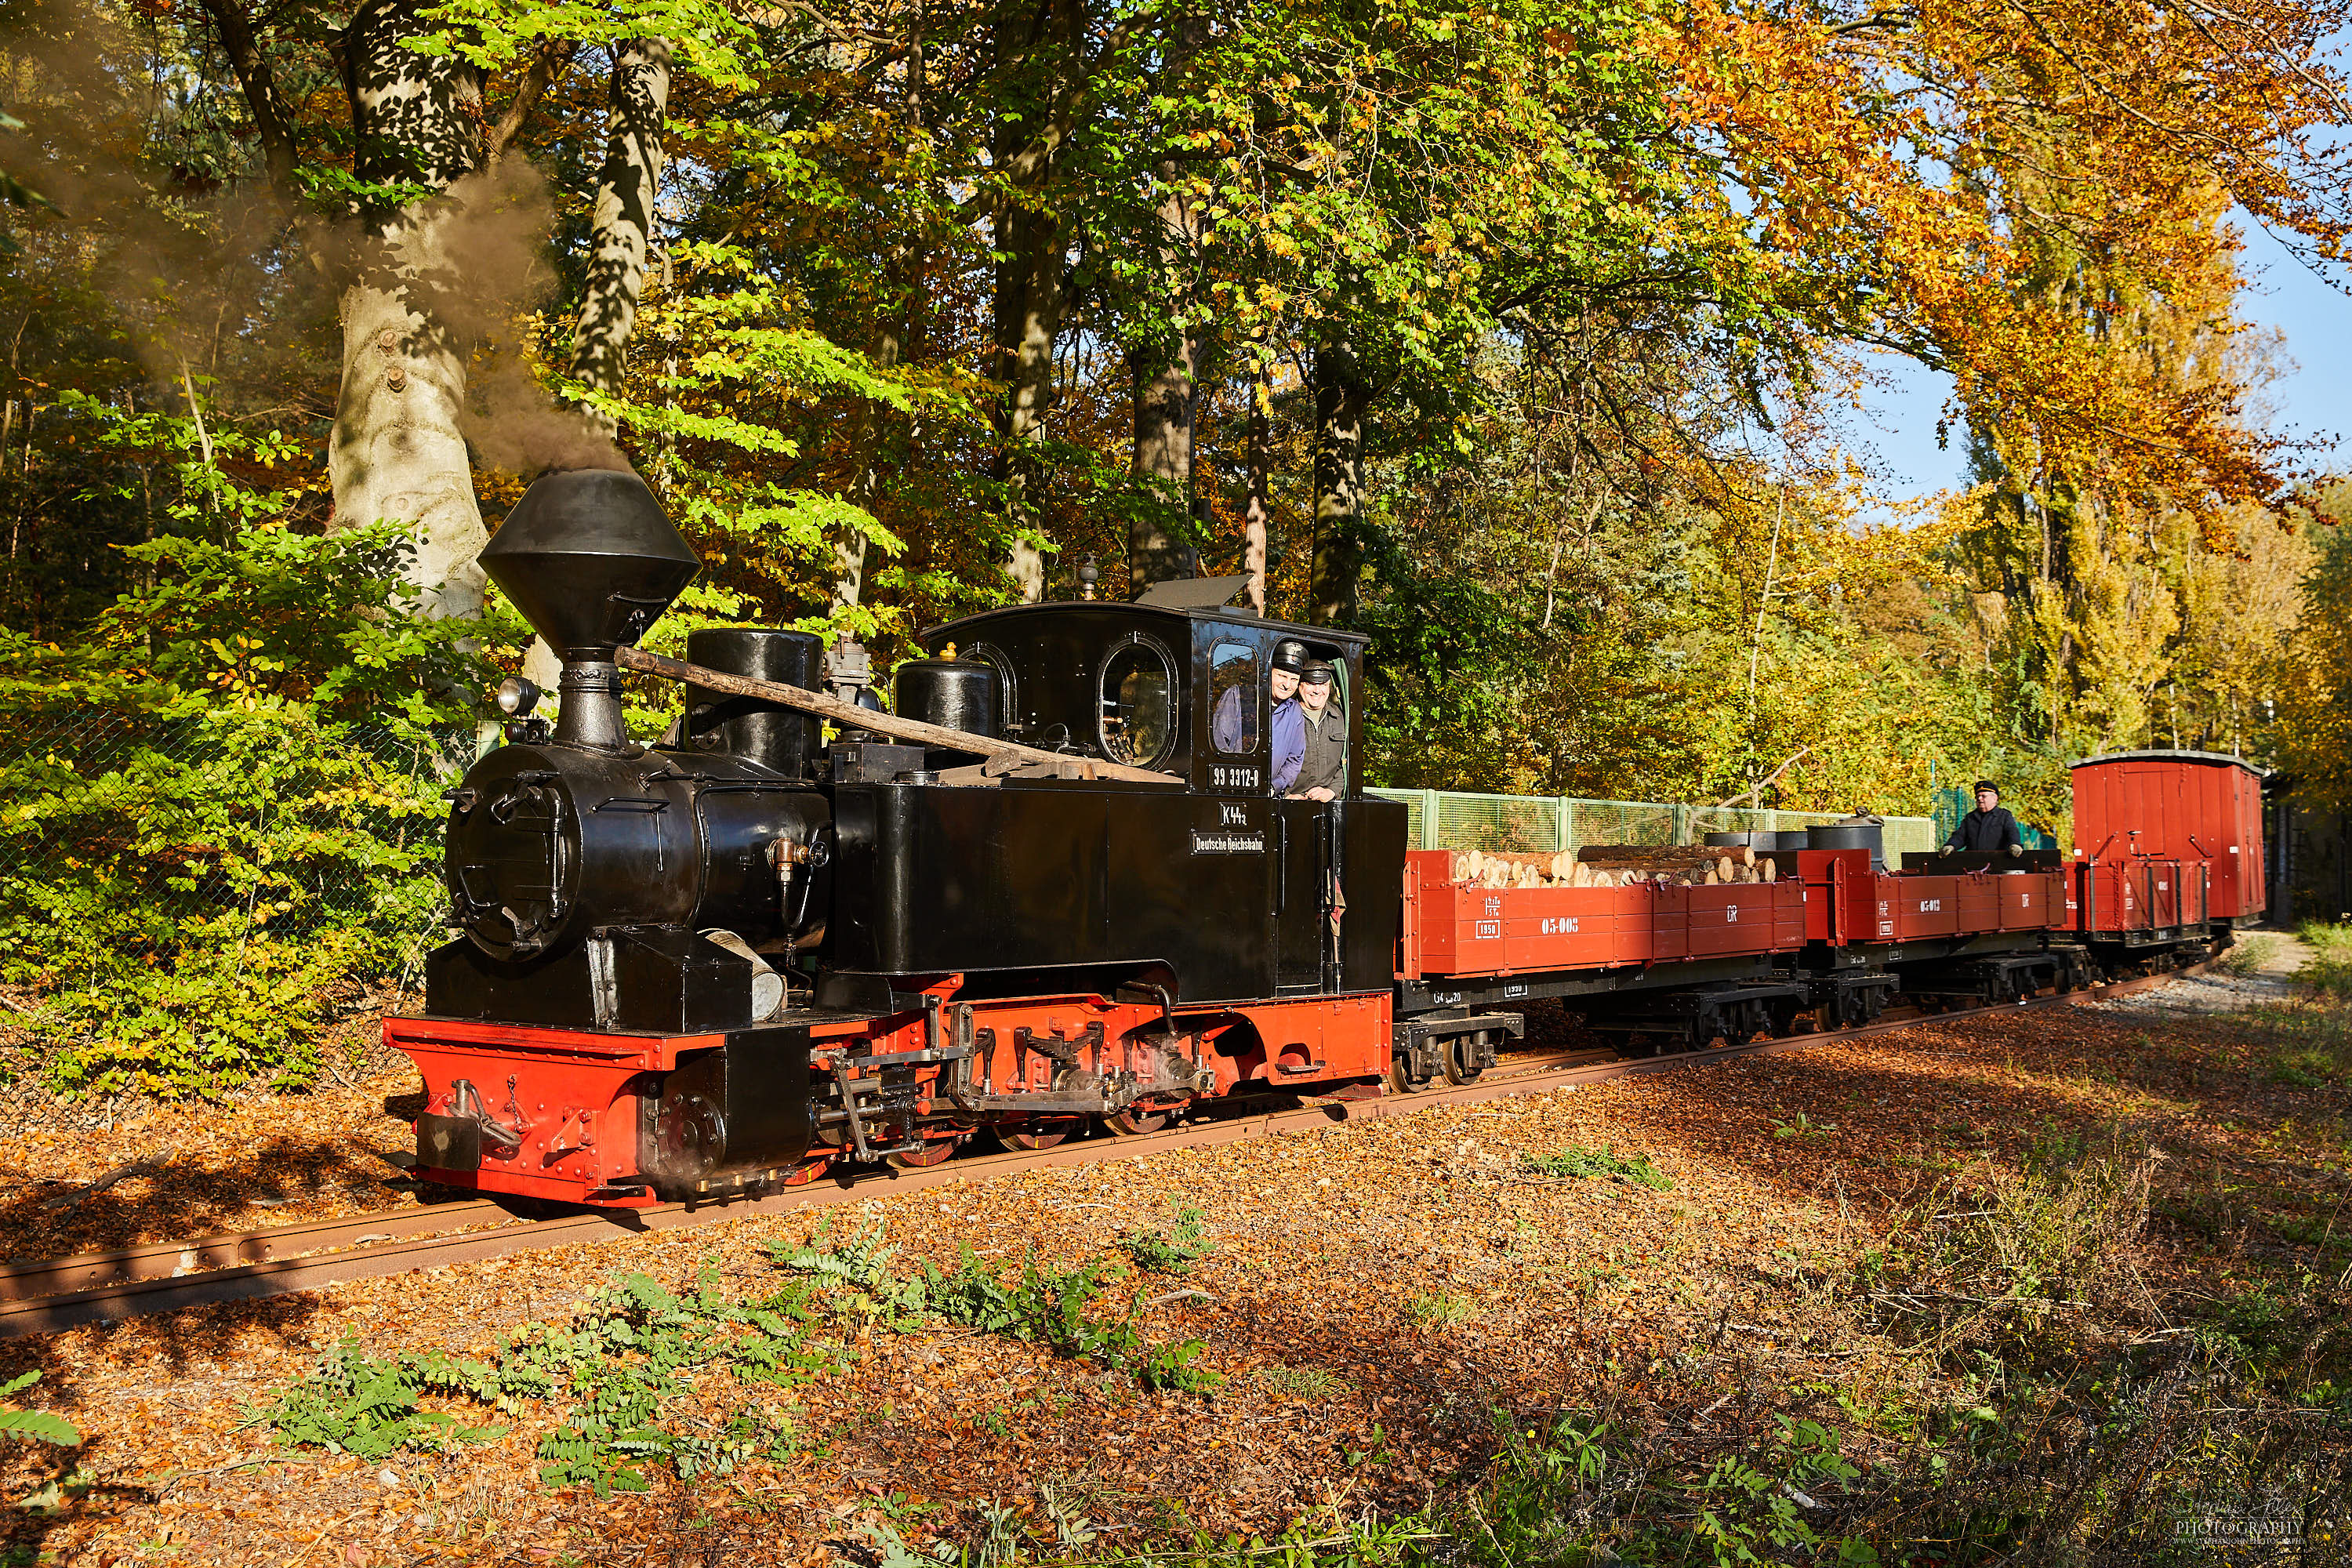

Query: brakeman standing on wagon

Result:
[1946,779,2025,855]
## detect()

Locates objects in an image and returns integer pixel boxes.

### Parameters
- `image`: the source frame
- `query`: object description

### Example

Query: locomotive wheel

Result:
[1000,1116,1083,1151]
[1388,1052,1423,1094]
[1441,1031,1487,1086]
[779,1152,836,1188]
[1103,1107,1171,1138]
[887,1134,967,1171]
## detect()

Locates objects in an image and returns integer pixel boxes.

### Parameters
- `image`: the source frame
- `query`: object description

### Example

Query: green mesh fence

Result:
[1369,787,1936,859]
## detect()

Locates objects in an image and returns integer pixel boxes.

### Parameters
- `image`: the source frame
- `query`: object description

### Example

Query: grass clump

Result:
[2298,917,2352,998]
[1249,1366,1347,1401]
[1522,1142,1674,1190]
[2220,932,2281,976]
[1405,1289,1477,1328]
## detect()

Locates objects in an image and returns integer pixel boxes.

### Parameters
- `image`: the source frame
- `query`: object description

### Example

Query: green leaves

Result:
[415,0,757,91]
[0,1373,81,1449]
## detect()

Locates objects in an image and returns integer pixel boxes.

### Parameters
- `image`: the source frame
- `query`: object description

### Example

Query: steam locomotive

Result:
[389,469,2265,1207]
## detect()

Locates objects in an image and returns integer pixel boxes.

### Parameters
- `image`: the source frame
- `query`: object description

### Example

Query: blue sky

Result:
[1848,216,2352,502]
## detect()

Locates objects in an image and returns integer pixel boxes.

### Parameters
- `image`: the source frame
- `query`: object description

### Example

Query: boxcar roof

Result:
[2069,749,2267,777]
[924,600,1370,648]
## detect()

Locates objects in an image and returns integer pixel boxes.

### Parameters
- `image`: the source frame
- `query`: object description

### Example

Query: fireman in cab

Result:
[1287,661,1346,803]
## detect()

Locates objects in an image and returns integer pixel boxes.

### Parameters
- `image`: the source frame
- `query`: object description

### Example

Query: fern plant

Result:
[0,1373,80,1448]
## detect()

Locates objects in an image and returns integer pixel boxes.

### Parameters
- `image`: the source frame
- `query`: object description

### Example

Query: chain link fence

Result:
[1369,787,1939,862]
[0,708,478,949]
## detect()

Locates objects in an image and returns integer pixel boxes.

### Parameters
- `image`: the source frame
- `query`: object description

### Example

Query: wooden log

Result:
[615,646,1179,785]
[1577,844,1754,866]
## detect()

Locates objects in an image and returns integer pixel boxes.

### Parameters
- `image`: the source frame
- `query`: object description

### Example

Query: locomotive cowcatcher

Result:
[391,468,1430,1206]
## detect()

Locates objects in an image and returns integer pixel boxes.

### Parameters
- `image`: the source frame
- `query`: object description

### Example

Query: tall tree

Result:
[569,37,672,418]
[329,0,492,620]
[989,0,1087,603]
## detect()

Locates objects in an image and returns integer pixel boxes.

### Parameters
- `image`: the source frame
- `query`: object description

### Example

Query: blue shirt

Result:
[1212,684,1251,753]
[1269,698,1305,793]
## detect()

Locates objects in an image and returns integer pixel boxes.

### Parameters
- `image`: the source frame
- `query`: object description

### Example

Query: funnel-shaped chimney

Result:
[480,469,699,752]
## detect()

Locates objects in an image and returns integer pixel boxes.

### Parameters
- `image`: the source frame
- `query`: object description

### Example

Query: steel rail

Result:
[0,960,2212,1338]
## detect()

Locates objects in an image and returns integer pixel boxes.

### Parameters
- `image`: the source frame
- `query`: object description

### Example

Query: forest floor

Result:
[0,931,2344,1566]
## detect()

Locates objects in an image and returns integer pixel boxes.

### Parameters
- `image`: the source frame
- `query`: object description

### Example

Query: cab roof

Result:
[2070,750,2267,778]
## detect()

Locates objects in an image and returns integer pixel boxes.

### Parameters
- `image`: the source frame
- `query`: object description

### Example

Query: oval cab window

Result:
[1098,637,1176,767]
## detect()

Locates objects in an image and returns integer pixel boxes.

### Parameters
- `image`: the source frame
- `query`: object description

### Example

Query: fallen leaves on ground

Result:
[0,966,2343,1566]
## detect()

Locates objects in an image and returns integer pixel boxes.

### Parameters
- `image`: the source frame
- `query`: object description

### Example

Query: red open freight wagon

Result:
[1398,851,1807,979]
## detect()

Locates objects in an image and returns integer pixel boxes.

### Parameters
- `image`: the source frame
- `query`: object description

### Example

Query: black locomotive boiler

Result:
[392,468,1443,1203]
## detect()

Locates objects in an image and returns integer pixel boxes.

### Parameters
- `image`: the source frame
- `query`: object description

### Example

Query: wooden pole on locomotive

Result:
[615,645,1182,785]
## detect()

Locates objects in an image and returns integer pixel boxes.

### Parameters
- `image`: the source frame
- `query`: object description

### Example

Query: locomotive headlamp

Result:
[495,677,541,717]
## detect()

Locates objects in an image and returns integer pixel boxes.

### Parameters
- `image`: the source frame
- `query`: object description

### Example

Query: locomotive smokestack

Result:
[477,469,700,753]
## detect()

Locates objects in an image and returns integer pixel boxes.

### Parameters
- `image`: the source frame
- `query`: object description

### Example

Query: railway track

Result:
[0,960,2213,1338]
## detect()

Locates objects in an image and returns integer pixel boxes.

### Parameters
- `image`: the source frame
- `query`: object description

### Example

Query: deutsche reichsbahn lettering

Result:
[1190,829,1267,855]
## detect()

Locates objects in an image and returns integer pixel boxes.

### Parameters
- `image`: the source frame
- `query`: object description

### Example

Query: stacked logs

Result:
[1444,844,1780,889]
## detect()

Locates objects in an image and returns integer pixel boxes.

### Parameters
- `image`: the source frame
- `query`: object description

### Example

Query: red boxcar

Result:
[2070,750,2267,927]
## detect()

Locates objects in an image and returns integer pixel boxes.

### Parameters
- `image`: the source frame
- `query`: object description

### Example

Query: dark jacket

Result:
[1290,705,1348,797]
[1947,806,2024,853]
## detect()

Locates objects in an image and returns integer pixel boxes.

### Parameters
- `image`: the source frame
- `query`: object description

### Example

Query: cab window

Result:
[1098,637,1176,766]
[1207,641,1259,754]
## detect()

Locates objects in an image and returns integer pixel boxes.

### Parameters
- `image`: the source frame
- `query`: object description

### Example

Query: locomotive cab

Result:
[813,597,1404,1008]
[920,599,1364,798]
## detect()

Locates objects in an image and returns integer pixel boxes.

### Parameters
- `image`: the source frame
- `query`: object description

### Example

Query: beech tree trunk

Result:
[1126,13,1206,597]
[1128,333,1196,593]
[833,23,926,612]
[1243,359,1271,615]
[328,0,488,621]
[991,0,1083,604]
[569,38,671,414]
[833,325,902,608]
[1310,328,1371,626]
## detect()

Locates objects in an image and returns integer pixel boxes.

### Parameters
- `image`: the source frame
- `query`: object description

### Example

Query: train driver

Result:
[1946,779,2025,855]
[1266,642,1311,792]
[1287,661,1346,802]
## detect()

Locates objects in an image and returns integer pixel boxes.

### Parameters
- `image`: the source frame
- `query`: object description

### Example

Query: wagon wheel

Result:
[1442,1030,1488,1085]
[999,1116,1083,1151]
[1102,1107,1171,1138]
[886,1132,968,1171]
[1387,1051,1423,1095]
